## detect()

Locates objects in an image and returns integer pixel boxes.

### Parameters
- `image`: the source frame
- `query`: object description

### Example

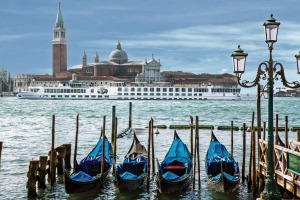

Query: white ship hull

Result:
[17,85,241,100]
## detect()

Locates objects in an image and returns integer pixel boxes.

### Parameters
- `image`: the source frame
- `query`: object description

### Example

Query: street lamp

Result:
[231,14,300,199]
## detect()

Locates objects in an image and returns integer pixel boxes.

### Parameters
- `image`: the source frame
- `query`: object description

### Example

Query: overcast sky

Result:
[1,0,300,93]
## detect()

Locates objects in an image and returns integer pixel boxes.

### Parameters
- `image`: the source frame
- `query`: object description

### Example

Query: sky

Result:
[1,0,300,93]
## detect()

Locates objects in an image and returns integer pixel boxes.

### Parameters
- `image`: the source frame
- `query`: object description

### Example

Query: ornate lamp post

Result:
[231,14,300,199]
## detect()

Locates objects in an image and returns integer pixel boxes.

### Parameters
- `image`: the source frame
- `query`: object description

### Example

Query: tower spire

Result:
[56,2,64,27]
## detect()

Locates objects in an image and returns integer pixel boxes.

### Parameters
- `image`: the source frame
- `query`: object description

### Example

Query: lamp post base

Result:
[259,178,282,200]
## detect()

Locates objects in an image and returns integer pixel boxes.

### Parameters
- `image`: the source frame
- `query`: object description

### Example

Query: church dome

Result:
[109,41,128,64]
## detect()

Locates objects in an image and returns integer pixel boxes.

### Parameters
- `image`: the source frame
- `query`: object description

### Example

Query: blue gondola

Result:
[205,131,240,192]
[156,131,193,194]
[64,135,113,194]
[115,132,148,192]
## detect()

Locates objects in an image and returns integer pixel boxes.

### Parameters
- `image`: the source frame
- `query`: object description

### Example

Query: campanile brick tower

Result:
[52,2,67,77]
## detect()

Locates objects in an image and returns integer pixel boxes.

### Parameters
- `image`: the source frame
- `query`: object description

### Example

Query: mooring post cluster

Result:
[26,114,71,198]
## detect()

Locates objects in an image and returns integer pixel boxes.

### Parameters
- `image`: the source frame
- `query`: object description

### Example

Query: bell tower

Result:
[52,2,67,76]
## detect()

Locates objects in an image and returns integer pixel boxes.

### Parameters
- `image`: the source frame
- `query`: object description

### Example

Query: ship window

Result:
[118,93,122,95]
[67,89,70,93]
[194,88,198,92]
[78,95,82,98]
[188,88,192,92]
[65,95,69,98]
[169,88,173,92]
[156,88,160,92]
[131,88,135,92]
[144,88,148,92]
[143,93,147,95]
[150,93,154,96]
[182,93,186,96]
[124,93,128,95]
[175,88,179,92]
[163,88,167,92]
[150,88,154,92]
[157,93,160,96]
[71,95,76,98]
[188,93,192,96]
[175,93,179,96]
[91,95,96,98]
[58,95,62,98]
[182,88,186,92]
[137,93,141,95]
[194,93,197,96]
[169,93,173,96]
[118,88,122,91]
[130,93,135,95]
[85,95,89,98]
[163,93,167,96]
[51,95,56,97]
[137,88,141,92]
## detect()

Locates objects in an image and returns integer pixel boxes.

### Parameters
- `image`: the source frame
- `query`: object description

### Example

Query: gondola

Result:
[156,131,193,194]
[115,132,148,192]
[205,131,240,192]
[64,135,113,194]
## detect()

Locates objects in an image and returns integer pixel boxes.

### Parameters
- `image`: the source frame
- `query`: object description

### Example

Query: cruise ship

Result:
[17,80,241,100]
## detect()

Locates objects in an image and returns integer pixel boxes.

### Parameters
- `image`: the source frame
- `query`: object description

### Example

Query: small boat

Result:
[115,132,148,192]
[205,131,240,192]
[64,135,113,194]
[154,127,159,134]
[156,131,193,194]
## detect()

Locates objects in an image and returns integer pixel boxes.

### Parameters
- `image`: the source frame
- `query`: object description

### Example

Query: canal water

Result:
[0,97,299,200]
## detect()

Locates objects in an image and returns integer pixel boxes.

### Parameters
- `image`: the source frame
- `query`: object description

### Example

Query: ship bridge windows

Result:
[175,88,179,92]
[188,88,192,92]
[169,88,173,92]
[182,88,186,92]
[143,88,148,92]
[163,88,167,92]
[150,88,154,92]
[156,88,161,92]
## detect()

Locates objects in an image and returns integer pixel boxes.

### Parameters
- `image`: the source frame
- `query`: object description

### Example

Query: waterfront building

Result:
[13,3,238,93]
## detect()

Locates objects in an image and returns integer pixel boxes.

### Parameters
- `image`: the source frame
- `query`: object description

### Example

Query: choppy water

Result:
[0,97,299,200]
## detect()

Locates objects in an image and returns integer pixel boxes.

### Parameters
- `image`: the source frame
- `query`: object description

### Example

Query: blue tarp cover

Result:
[205,140,239,175]
[162,171,182,181]
[70,171,96,182]
[161,138,191,165]
[116,156,147,180]
[119,171,139,180]
[78,137,112,174]
[211,172,239,182]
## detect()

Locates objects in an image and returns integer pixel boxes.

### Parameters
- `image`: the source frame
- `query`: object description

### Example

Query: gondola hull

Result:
[115,174,146,192]
[64,165,112,194]
[64,172,101,194]
[209,173,240,193]
[156,172,192,194]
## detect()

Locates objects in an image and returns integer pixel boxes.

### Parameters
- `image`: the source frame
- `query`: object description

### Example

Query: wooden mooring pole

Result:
[111,106,116,145]
[129,102,132,129]
[113,117,118,175]
[73,113,79,169]
[190,116,193,163]
[151,118,155,175]
[147,119,151,191]
[231,121,233,157]
[50,114,56,186]
[251,112,256,197]
[55,145,66,175]
[62,143,71,169]
[242,123,246,183]
[196,116,200,189]
[298,130,300,142]
[101,126,105,177]
[27,160,39,197]
[38,156,48,188]
[285,116,288,148]
[0,141,2,166]
[263,122,266,141]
